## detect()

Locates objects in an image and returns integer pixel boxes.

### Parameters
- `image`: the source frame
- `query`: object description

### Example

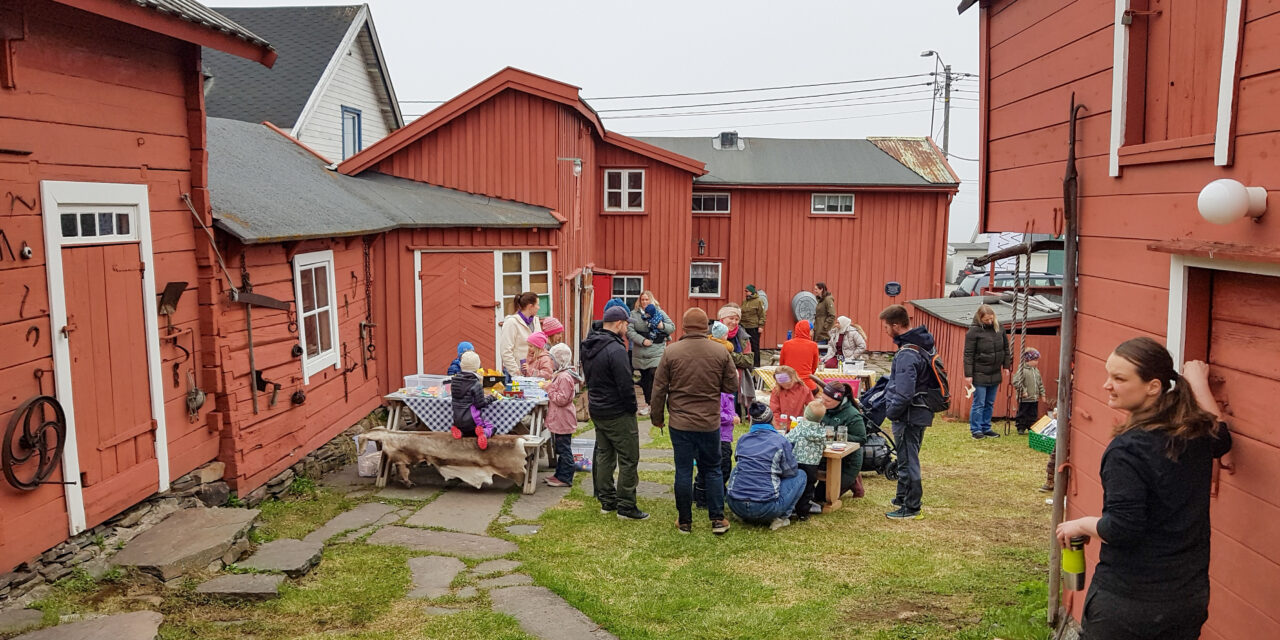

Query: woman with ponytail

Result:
[1056,337,1232,640]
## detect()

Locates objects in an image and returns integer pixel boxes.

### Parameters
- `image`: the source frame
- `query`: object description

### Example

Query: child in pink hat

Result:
[541,317,565,344]
[524,331,555,378]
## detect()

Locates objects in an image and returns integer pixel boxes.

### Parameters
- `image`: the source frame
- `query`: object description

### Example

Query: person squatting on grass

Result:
[726,402,804,531]
[544,343,582,488]
[1056,338,1231,640]
[880,304,938,520]
[581,305,647,521]
[650,307,738,535]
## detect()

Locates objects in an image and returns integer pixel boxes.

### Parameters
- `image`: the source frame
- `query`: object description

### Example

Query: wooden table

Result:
[818,443,862,513]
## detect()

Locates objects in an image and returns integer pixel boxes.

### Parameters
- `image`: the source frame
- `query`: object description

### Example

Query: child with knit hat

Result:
[709,321,734,352]
[1012,347,1047,436]
[450,351,496,450]
[544,343,583,487]
[524,331,555,379]
[541,317,565,345]
[447,341,475,376]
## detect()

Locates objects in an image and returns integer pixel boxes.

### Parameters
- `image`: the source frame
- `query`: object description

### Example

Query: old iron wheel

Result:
[2,395,67,491]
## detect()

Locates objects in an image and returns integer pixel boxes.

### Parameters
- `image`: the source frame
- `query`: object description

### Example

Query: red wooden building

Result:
[0,0,273,574]
[963,0,1280,636]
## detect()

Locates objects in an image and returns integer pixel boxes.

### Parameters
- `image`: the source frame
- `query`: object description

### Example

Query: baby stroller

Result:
[857,377,900,480]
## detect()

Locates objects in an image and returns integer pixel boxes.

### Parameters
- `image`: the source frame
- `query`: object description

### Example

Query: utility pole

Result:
[942,63,952,157]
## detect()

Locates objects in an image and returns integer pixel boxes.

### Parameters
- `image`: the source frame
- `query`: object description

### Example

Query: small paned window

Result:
[604,169,644,211]
[59,208,136,242]
[294,250,340,382]
[611,276,644,309]
[341,106,362,160]
[690,262,723,298]
[500,250,553,316]
[811,193,855,214]
[692,193,730,213]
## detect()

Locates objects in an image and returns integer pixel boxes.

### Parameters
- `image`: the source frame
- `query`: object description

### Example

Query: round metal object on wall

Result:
[791,291,818,322]
[3,395,67,492]
[885,281,902,297]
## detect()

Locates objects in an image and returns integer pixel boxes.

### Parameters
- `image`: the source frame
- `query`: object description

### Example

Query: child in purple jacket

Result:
[694,391,739,509]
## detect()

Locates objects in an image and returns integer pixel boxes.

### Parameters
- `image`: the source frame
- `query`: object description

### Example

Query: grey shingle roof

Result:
[203,5,359,127]
[911,295,1061,328]
[636,136,954,187]
[208,118,558,244]
[137,0,271,48]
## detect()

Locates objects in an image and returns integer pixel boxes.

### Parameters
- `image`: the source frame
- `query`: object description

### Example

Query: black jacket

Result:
[581,327,636,420]
[450,371,493,429]
[963,322,1011,386]
[885,325,937,427]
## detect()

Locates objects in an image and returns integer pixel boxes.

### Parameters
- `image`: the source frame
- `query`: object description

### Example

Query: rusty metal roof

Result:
[134,0,273,49]
[868,137,960,185]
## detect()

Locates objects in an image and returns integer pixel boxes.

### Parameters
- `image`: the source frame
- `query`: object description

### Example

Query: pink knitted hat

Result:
[541,317,564,336]
[526,331,549,350]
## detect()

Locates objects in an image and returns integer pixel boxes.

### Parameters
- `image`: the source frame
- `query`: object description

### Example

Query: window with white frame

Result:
[811,193,854,214]
[499,250,552,316]
[604,169,644,211]
[692,192,730,213]
[57,206,137,244]
[611,275,644,310]
[341,106,362,160]
[690,262,723,298]
[294,250,340,382]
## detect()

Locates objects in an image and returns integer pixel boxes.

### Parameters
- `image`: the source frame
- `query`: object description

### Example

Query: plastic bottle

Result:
[1062,536,1086,590]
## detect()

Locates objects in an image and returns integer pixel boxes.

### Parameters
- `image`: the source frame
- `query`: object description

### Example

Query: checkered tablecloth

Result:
[386,394,539,435]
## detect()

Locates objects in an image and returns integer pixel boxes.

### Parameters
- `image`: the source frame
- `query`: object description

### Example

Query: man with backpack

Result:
[878,304,948,520]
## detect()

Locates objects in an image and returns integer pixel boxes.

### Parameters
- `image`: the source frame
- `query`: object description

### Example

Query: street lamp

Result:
[921,50,951,156]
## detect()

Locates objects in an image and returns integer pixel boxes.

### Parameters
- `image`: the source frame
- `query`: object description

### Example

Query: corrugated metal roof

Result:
[868,137,959,185]
[203,5,359,127]
[636,136,956,187]
[910,295,1061,328]
[136,0,271,49]
[208,118,558,244]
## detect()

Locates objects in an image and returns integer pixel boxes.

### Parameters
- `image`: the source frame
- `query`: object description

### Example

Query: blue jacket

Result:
[885,325,937,427]
[727,423,798,502]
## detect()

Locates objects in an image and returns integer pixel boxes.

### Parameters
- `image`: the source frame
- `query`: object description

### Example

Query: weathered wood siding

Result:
[295,25,397,163]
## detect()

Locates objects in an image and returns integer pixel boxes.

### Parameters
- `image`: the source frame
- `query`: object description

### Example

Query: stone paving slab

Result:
[237,539,322,578]
[407,556,466,599]
[0,609,43,634]
[423,606,464,616]
[490,586,617,639]
[508,483,569,521]
[471,559,521,575]
[405,489,508,535]
[505,525,540,536]
[366,526,517,558]
[453,586,479,600]
[477,573,533,589]
[195,574,284,601]
[112,508,259,581]
[317,463,366,491]
[637,462,674,472]
[12,611,163,640]
[580,480,671,499]
[303,502,396,544]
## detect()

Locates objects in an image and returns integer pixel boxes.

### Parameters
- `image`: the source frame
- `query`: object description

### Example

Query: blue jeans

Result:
[671,428,725,522]
[892,421,926,512]
[970,384,999,433]
[727,473,805,524]
[552,433,574,485]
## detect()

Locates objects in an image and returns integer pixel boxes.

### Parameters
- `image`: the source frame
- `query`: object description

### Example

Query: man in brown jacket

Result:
[651,307,738,535]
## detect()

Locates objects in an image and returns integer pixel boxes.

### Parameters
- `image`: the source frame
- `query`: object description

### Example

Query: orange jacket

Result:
[769,381,813,430]
[780,320,820,391]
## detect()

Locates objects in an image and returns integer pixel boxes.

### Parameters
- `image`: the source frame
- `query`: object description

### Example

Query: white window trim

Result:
[810,192,855,215]
[341,106,362,161]
[692,192,731,214]
[40,181,169,535]
[604,169,645,212]
[293,250,341,383]
[1166,255,1280,366]
[493,250,554,369]
[1109,0,1245,176]
[56,205,140,246]
[689,261,724,298]
[611,275,645,309]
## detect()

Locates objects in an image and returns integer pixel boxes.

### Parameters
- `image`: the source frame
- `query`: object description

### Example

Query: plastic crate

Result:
[570,438,594,472]
[404,373,448,390]
[1028,414,1057,454]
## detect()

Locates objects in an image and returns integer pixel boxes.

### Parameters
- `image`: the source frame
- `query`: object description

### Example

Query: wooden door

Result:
[418,252,497,373]
[63,243,158,528]
[1201,270,1280,640]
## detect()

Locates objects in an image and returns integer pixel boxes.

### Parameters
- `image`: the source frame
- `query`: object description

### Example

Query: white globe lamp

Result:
[1197,179,1267,225]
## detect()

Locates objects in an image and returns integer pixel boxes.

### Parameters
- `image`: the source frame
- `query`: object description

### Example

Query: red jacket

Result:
[780,320,820,391]
[769,381,813,430]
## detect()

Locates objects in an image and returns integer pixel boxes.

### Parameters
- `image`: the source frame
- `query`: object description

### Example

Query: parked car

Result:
[949,271,1063,297]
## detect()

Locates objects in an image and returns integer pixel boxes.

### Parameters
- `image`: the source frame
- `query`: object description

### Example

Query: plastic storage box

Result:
[570,438,594,472]
[403,373,448,390]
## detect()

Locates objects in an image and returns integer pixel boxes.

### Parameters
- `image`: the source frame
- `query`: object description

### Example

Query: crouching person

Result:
[726,402,805,531]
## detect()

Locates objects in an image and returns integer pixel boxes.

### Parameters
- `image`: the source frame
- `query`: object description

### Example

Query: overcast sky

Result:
[212,0,982,241]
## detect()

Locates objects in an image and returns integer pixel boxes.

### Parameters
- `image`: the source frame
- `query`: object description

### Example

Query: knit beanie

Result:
[745,284,757,294]
[717,305,741,320]
[456,341,474,356]
[683,307,709,334]
[748,401,773,426]
[541,317,564,337]
[644,303,657,316]
[550,343,573,369]
[526,331,548,350]
[711,321,728,340]
[603,298,629,314]
[1022,348,1041,363]
[460,351,481,373]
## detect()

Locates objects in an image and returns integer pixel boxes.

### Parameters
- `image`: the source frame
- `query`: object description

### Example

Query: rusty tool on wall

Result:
[340,342,358,402]
[255,370,282,408]
[231,263,290,414]
[359,321,376,379]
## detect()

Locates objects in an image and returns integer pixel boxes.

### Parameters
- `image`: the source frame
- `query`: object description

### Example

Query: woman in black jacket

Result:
[963,304,1010,439]
[1056,337,1230,640]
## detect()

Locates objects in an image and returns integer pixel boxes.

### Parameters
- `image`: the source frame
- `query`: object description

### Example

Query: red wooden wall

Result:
[0,0,218,573]
[978,0,1280,635]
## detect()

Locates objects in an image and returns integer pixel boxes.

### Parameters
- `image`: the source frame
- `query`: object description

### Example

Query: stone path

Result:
[404,489,507,534]
[367,527,517,557]
[12,611,163,640]
[302,502,397,544]
[0,609,43,634]
[195,574,285,600]
[491,586,618,640]
[407,556,465,599]
[111,508,259,581]
[237,539,322,577]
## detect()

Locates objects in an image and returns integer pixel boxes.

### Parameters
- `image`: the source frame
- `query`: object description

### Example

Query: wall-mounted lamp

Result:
[1198,178,1267,225]
[697,239,706,255]
[556,157,583,177]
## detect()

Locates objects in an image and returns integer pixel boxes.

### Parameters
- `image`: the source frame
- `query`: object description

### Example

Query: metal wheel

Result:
[3,395,67,491]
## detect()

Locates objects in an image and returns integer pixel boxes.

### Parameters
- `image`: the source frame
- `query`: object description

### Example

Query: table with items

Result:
[752,366,879,396]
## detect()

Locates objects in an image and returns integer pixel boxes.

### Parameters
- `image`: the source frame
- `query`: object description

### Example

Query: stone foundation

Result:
[0,409,381,610]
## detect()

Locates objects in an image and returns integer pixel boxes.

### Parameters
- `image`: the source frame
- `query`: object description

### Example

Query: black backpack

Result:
[900,344,951,413]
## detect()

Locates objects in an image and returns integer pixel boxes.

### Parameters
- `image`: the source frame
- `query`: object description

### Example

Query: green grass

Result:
[254,488,356,542]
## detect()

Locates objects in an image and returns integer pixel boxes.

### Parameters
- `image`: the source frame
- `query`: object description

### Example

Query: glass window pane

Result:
[717,195,729,211]
[317,310,332,353]
[530,273,548,294]
[606,192,621,209]
[116,213,130,235]
[80,213,97,236]
[305,315,320,357]
[606,171,621,189]
[529,252,547,271]
[691,196,702,212]
[300,268,315,311]
[502,252,521,273]
[626,278,641,295]
[504,297,515,316]
[812,195,824,212]
[627,191,642,208]
[627,171,643,190]
[612,279,626,295]
[314,265,330,307]
[503,274,522,296]
[61,214,78,237]
[98,212,113,235]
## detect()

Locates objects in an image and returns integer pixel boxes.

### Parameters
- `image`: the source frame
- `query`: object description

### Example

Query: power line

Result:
[595,82,932,113]
[601,93,939,120]
[615,107,942,134]
[583,72,935,100]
